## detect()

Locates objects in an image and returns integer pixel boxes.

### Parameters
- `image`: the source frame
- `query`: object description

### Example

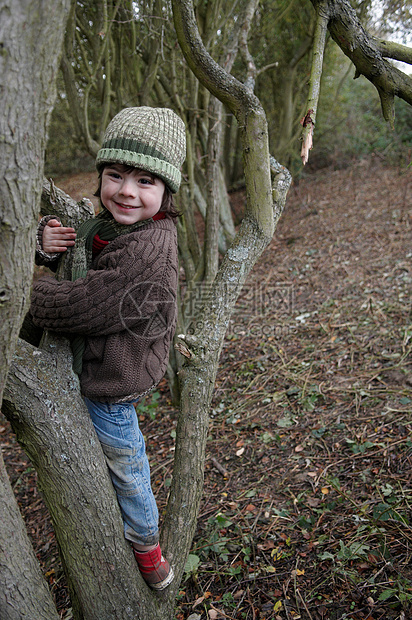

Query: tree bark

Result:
[0,449,60,620]
[3,337,158,620]
[0,1,71,616]
[309,0,412,124]
[0,0,69,404]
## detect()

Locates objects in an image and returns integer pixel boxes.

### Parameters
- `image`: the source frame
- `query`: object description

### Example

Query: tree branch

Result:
[171,0,258,116]
[301,1,329,165]
[41,178,95,225]
[238,0,260,91]
[163,0,292,591]
[173,0,275,237]
[374,38,412,65]
[309,0,412,127]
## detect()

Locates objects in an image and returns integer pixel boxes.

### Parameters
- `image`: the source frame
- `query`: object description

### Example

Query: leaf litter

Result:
[1,157,411,619]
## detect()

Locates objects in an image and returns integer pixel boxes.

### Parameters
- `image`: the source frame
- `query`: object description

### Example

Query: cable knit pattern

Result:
[30,218,178,402]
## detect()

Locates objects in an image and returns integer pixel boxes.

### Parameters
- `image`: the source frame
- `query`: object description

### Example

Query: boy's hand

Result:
[43,219,77,253]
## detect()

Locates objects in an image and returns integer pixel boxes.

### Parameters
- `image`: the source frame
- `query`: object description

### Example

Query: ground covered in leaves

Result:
[1,158,411,620]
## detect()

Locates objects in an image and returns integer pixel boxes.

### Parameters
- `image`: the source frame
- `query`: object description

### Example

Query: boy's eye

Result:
[139,177,153,185]
[108,172,122,179]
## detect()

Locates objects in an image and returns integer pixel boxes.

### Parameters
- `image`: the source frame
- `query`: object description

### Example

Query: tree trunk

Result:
[0,449,60,620]
[0,0,69,403]
[3,337,158,620]
[4,179,168,618]
[165,0,292,589]
[0,0,71,616]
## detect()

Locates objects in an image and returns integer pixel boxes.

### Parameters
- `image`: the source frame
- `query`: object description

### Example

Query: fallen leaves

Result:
[193,591,212,609]
[291,568,305,577]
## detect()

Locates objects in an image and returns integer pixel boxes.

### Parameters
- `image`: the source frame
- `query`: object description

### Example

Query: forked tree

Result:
[0,0,411,618]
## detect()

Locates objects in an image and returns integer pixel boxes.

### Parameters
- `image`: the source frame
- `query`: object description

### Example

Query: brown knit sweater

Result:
[30,217,178,402]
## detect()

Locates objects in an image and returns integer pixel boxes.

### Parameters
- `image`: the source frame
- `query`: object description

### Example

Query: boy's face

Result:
[100,164,165,225]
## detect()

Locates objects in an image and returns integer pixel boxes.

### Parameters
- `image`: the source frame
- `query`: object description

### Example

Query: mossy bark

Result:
[0,1,70,616]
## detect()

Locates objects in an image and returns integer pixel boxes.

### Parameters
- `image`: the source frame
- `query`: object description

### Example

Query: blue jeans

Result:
[84,398,159,546]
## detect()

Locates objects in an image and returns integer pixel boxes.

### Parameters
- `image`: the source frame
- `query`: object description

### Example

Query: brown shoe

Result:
[133,544,174,590]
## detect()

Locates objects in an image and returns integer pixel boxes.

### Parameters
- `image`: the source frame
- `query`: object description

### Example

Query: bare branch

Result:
[238,0,260,91]
[41,178,94,226]
[374,38,412,65]
[301,1,329,165]
[171,0,258,117]
[256,61,279,76]
[309,0,412,127]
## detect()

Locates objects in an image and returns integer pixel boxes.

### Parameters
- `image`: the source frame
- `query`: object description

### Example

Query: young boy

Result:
[30,107,186,590]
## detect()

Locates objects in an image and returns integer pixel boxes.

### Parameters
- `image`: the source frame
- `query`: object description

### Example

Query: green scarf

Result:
[71,208,150,375]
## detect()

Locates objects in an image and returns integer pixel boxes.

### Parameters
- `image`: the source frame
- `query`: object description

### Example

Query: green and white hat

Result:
[96,107,186,193]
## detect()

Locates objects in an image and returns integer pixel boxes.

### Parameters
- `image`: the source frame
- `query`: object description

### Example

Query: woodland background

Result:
[44,0,412,179]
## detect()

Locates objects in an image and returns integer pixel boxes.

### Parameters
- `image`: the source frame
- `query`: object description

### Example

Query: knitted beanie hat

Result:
[96,107,186,193]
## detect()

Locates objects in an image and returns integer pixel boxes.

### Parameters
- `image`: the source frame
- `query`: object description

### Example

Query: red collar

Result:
[92,234,109,255]
[92,213,166,256]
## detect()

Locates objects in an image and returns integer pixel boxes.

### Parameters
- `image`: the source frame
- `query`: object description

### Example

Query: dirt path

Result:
[1,159,411,619]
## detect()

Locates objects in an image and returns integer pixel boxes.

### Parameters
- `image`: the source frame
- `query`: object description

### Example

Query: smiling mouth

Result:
[116,202,140,210]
